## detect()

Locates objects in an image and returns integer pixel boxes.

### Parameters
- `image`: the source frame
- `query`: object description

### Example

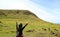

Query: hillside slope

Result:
[0,10,59,24]
[0,10,60,37]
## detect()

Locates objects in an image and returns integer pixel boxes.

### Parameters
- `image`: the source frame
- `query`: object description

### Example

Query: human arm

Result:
[22,23,28,30]
[16,22,19,31]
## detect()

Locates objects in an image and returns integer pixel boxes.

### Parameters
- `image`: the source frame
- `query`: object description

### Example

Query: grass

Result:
[0,10,60,37]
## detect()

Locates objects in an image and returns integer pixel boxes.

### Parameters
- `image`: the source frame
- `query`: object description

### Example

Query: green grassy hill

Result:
[0,10,60,37]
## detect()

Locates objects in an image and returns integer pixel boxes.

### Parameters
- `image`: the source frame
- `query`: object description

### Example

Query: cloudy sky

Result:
[0,0,60,24]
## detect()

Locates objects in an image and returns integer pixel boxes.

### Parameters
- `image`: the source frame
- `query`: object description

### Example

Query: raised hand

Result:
[22,22,28,30]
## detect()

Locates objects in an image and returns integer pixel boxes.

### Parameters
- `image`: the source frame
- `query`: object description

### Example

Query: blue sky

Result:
[0,0,60,24]
[32,0,60,9]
